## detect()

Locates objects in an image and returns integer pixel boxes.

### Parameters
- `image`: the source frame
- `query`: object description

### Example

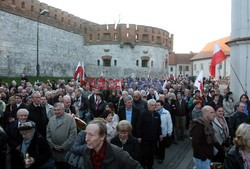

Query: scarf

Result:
[190,117,217,145]
[21,129,35,157]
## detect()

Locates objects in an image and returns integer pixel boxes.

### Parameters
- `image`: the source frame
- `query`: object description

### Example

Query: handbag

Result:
[65,150,84,169]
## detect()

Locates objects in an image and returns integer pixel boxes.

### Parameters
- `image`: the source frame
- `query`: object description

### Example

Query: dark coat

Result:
[118,106,141,138]
[224,145,244,169]
[82,142,143,169]
[11,103,27,120]
[91,100,107,118]
[140,109,161,141]
[111,135,140,161]
[27,104,48,138]
[20,131,53,169]
[6,121,23,152]
[202,95,213,106]
[0,126,6,151]
[133,99,147,114]
[175,99,187,116]
[229,111,249,138]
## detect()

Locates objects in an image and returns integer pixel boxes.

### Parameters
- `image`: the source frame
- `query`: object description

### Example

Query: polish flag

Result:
[209,43,227,78]
[194,70,203,92]
[74,61,85,84]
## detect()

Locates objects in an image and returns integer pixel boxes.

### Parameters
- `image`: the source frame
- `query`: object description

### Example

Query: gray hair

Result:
[54,102,65,109]
[147,99,156,105]
[17,109,29,116]
[124,95,133,103]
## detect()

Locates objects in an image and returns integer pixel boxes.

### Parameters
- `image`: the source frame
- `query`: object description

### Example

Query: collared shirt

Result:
[91,142,106,169]
[125,108,132,124]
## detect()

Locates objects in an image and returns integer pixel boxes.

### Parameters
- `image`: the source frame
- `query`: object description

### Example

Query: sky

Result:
[39,0,231,53]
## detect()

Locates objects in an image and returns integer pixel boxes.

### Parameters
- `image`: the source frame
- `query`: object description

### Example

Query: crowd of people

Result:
[0,76,249,169]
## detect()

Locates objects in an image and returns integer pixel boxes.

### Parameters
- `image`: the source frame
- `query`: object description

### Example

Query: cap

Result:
[18,121,35,131]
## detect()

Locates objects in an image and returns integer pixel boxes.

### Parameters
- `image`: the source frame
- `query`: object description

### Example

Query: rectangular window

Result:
[89,34,92,41]
[179,65,182,72]
[97,60,100,66]
[61,17,64,22]
[194,64,196,71]
[114,60,117,66]
[135,34,139,40]
[31,5,34,12]
[84,28,87,34]
[80,24,82,29]
[136,60,139,66]
[103,59,111,67]
[74,22,76,27]
[218,63,222,69]
[55,14,57,20]
[21,2,25,8]
[186,66,189,71]
[201,63,203,70]
[152,36,154,42]
[97,34,100,40]
[12,0,15,5]
[142,60,148,67]
[142,34,149,41]
[170,67,173,71]
[114,33,117,40]
[68,20,70,25]
[151,61,153,67]
[104,33,111,40]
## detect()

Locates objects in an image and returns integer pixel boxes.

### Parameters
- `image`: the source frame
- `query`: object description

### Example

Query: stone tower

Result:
[227,0,250,99]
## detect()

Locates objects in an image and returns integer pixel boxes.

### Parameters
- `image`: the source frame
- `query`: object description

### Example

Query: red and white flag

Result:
[209,43,227,78]
[194,70,203,92]
[74,61,85,84]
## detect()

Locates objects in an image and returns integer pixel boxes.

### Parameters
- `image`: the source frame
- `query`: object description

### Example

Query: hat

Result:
[18,121,35,131]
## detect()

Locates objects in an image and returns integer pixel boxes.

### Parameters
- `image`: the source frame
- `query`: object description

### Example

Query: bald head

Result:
[63,95,71,108]
[202,105,215,122]
[133,91,141,101]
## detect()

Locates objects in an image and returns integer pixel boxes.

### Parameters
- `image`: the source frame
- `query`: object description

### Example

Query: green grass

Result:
[0,76,73,85]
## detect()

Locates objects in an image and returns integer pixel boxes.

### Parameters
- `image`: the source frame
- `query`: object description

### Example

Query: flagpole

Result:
[226,58,246,94]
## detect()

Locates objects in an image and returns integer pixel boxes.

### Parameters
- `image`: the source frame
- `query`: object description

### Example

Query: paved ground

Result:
[153,137,194,169]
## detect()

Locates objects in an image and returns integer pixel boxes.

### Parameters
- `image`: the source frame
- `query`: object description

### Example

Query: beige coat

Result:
[47,113,77,162]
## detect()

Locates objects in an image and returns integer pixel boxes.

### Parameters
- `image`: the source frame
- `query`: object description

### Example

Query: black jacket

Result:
[140,109,161,141]
[111,135,140,161]
[82,142,143,169]
[27,104,48,138]
[20,131,53,169]
[118,106,141,138]
[224,145,244,169]
[229,111,249,138]
[6,121,23,152]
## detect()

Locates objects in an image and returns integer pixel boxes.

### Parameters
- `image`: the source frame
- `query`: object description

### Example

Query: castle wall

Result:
[83,44,169,78]
[0,10,85,77]
[0,0,173,78]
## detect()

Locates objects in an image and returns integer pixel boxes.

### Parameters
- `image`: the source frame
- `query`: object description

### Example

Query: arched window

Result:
[102,56,112,67]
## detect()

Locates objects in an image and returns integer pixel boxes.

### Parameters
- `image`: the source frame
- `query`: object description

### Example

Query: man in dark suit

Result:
[6,108,29,169]
[9,93,27,123]
[74,88,89,120]
[202,90,213,106]
[63,95,76,115]
[118,95,141,140]
[175,92,188,141]
[27,92,48,138]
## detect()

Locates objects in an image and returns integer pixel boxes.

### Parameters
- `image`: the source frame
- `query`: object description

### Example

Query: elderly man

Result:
[83,119,143,169]
[27,91,48,138]
[118,95,141,139]
[140,99,162,169]
[229,102,249,139]
[63,95,76,115]
[133,91,147,114]
[47,102,77,169]
[189,106,224,169]
[6,109,29,169]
